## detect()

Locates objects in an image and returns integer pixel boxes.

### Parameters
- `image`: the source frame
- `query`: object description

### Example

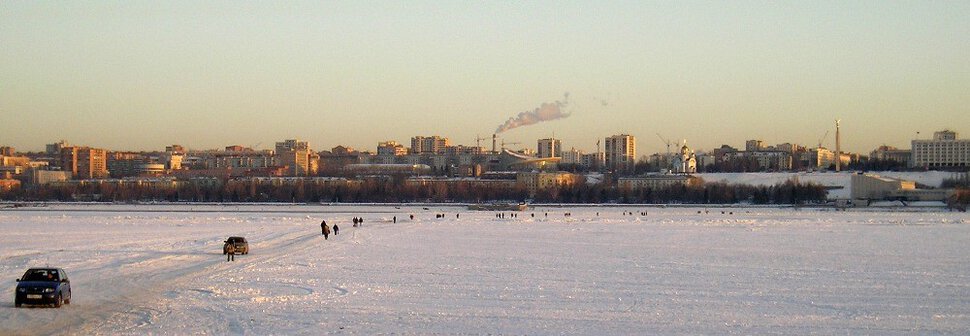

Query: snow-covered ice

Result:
[1,205,969,334]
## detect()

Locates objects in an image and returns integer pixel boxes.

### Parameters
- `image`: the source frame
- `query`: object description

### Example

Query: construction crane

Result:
[656,133,672,156]
[501,140,520,150]
[817,130,829,149]
[474,135,488,148]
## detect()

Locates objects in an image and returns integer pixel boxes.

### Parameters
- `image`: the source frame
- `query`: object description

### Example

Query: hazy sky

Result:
[2,1,968,155]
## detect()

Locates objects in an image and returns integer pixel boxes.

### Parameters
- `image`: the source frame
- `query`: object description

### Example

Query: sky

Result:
[2,1,968,155]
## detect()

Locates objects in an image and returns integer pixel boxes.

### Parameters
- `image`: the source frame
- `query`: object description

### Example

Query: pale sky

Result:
[2,1,968,155]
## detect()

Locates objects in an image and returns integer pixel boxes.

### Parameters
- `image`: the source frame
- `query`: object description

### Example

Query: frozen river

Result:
[1,205,968,334]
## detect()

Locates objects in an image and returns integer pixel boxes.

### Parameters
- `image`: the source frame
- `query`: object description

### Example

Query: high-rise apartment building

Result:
[561,148,583,164]
[165,145,185,153]
[279,149,312,176]
[377,141,408,156]
[276,139,309,153]
[537,138,561,159]
[60,146,108,179]
[605,134,636,173]
[47,140,70,156]
[912,130,970,168]
[275,139,313,176]
[745,140,765,152]
[583,152,606,171]
[410,136,449,155]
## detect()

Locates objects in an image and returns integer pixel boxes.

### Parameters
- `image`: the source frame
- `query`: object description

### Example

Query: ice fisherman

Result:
[225,241,236,262]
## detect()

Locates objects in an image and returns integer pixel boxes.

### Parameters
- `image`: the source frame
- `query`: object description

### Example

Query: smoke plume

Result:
[495,93,571,133]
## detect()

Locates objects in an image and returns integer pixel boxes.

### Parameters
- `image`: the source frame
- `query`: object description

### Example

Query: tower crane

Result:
[474,135,488,148]
[656,133,673,156]
[501,140,520,150]
[817,130,829,149]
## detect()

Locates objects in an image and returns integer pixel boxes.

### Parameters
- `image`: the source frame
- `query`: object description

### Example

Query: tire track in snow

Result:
[63,225,366,335]
[0,224,332,335]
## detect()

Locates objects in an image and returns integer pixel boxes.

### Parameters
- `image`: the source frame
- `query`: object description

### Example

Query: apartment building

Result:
[60,146,108,179]
[604,134,636,173]
[537,138,562,158]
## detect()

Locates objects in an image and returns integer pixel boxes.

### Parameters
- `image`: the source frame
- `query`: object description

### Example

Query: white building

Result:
[672,143,697,174]
[537,138,562,159]
[561,148,583,164]
[912,130,970,168]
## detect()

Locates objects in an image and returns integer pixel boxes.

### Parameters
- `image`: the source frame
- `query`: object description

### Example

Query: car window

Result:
[24,270,56,281]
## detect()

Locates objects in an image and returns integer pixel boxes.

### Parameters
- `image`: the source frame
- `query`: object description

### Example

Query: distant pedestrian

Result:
[225,242,236,262]
[320,220,328,235]
[394,216,398,223]
[359,218,363,226]
[333,224,339,235]
[531,213,535,218]
[456,213,460,219]
[322,222,331,240]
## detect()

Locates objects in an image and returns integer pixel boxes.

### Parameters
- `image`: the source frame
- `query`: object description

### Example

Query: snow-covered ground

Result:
[1,205,969,334]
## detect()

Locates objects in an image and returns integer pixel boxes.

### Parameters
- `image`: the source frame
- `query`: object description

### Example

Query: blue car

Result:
[15,268,72,308]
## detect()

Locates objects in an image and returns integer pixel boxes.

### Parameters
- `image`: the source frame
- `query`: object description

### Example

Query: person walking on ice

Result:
[321,220,331,240]
[333,223,339,235]
[225,241,236,262]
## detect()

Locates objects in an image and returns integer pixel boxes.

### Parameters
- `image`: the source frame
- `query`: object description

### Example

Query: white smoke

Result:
[495,93,571,133]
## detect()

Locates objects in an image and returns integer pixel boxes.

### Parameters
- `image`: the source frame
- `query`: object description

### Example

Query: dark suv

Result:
[15,268,72,308]
[223,236,249,255]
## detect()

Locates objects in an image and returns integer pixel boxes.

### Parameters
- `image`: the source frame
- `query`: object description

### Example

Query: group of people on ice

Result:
[319,217,367,239]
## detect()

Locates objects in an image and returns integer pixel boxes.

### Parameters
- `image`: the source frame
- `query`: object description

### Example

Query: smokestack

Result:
[492,134,497,154]
[835,119,841,172]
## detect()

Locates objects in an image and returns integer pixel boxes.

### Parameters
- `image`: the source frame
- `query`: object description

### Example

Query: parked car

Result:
[223,236,249,255]
[15,268,72,308]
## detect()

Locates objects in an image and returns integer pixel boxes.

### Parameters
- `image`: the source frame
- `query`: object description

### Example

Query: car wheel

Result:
[53,293,63,308]
[15,300,21,308]
[65,295,71,304]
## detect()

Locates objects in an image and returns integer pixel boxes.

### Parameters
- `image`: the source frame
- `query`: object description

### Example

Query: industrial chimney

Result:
[492,134,497,154]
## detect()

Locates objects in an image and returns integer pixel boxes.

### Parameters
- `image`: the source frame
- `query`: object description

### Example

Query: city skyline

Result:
[2,2,968,154]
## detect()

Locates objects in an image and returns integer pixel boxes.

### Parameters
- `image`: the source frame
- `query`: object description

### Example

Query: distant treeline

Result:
[0,179,829,205]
